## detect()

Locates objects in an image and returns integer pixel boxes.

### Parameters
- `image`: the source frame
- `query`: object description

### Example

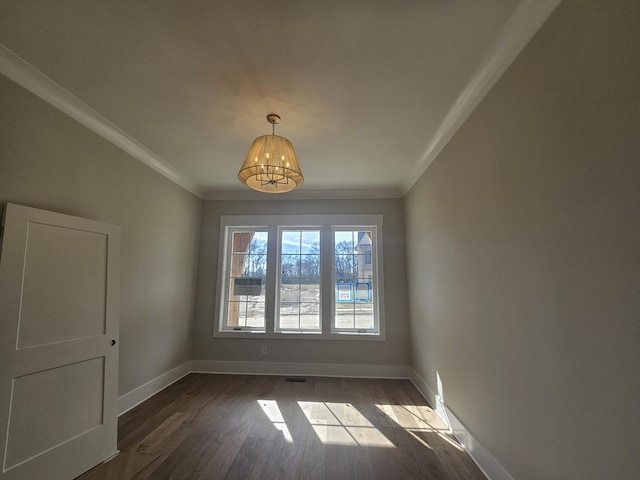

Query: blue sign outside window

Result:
[336,281,371,303]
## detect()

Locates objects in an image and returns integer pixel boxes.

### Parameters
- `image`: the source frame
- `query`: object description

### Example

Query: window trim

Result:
[214,214,385,341]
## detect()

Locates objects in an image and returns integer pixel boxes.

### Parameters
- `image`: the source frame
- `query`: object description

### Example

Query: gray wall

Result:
[0,76,202,396]
[404,1,640,479]
[193,198,410,367]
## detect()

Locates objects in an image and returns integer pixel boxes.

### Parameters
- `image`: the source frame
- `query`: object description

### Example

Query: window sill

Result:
[213,331,385,341]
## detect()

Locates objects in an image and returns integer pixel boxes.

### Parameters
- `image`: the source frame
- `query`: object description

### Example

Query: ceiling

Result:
[0,1,559,198]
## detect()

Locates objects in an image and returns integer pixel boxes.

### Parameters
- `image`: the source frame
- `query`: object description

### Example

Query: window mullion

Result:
[264,225,278,333]
[320,226,332,334]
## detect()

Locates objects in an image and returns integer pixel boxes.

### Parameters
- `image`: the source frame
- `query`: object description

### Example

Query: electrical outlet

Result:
[261,345,268,355]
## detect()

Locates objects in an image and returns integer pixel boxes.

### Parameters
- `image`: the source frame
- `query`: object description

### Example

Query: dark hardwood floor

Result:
[77,374,486,480]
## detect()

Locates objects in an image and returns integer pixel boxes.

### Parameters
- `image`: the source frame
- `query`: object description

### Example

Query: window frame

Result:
[330,227,380,335]
[275,226,322,334]
[218,227,271,333]
[214,214,385,341]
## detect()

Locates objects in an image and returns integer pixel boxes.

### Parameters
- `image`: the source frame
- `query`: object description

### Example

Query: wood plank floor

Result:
[77,374,486,480]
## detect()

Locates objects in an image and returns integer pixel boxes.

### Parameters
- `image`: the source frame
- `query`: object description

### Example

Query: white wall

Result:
[404,0,640,478]
[0,75,202,396]
[193,198,411,370]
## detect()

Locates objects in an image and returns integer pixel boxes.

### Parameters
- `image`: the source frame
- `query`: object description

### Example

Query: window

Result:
[278,229,321,332]
[333,229,376,333]
[220,229,268,331]
[216,215,384,339]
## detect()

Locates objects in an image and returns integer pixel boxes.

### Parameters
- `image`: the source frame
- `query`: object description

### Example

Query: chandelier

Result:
[238,114,304,193]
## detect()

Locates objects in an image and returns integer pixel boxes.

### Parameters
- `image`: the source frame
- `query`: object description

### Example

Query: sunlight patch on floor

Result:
[374,404,449,429]
[298,401,395,448]
[257,399,293,443]
[374,404,464,452]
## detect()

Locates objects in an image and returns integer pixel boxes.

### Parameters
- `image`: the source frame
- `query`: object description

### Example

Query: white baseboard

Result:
[118,361,191,415]
[409,369,449,424]
[410,369,514,480]
[191,360,411,379]
[445,402,515,480]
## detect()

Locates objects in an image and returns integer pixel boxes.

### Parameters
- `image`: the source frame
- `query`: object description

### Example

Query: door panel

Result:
[0,203,120,480]
[18,222,108,348]
[6,357,105,469]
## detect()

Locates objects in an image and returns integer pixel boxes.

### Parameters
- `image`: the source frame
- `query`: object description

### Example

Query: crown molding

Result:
[401,0,563,195]
[204,187,403,201]
[0,43,205,198]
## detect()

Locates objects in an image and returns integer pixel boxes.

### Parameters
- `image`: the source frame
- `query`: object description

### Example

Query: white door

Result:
[0,203,120,480]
